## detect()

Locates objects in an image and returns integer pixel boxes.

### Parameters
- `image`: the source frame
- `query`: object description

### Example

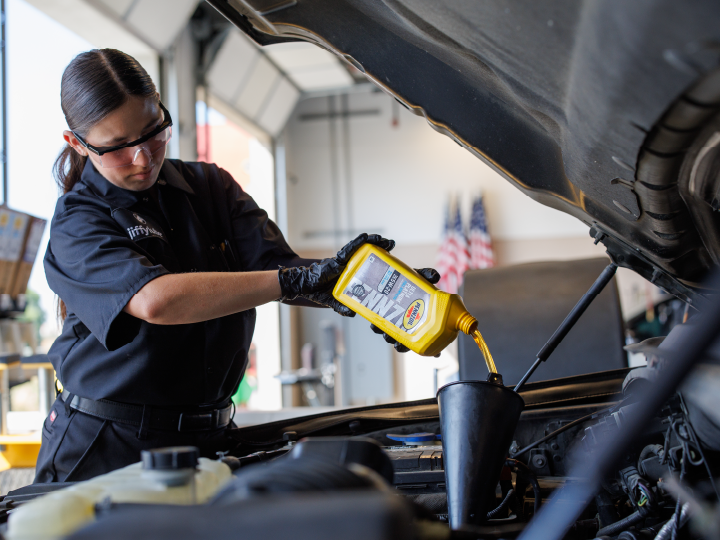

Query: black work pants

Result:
[35,396,234,483]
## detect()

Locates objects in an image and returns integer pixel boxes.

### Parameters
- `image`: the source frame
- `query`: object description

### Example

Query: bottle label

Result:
[342,254,430,334]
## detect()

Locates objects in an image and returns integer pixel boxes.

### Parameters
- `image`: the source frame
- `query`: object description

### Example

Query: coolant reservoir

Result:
[333,244,484,358]
[6,491,95,540]
[7,448,232,540]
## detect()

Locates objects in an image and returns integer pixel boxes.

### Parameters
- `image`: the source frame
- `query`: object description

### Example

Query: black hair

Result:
[54,48,158,195]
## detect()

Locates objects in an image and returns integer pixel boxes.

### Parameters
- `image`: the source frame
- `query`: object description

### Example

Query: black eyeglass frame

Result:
[72,102,173,157]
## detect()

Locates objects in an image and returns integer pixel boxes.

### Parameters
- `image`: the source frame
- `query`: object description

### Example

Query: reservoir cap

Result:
[142,446,199,470]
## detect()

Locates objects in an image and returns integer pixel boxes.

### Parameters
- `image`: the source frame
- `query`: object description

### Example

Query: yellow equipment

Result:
[0,354,54,472]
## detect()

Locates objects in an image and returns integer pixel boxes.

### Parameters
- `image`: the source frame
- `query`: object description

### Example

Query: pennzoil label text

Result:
[342,254,430,334]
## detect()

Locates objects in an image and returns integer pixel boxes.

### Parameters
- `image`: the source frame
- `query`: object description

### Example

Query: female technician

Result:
[35,49,433,483]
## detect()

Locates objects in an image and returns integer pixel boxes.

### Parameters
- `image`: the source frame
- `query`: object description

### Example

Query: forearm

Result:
[124,271,281,325]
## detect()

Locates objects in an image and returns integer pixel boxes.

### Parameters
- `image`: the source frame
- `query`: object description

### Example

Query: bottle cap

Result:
[141,446,199,470]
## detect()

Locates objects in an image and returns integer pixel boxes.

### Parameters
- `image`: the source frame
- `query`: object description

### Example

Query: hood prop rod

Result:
[513,263,618,393]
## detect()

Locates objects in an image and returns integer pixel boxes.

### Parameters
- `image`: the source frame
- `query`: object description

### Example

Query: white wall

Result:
[285,89,589,254]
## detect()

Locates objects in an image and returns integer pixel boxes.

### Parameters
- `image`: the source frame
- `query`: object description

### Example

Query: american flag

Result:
[436,198,470,293]
[468,195,495,269]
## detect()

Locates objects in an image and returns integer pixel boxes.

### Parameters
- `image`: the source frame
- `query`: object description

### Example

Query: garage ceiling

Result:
[92,0,199,51]
[264,42,354,91]
[205,29,355,136]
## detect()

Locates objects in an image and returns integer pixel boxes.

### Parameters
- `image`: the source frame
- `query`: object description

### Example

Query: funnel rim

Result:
[436,380,525,406]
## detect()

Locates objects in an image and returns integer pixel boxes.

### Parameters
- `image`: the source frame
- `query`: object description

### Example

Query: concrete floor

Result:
[0,468,34,495]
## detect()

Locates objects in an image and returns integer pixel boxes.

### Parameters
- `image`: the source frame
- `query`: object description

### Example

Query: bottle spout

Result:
[455,312,478,335]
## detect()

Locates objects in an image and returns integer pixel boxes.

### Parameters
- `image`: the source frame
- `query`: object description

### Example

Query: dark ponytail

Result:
[55,49,157,321]
[53,146,87,198]
[54,48,158,194]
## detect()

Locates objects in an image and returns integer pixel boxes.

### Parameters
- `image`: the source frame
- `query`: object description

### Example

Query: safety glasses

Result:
[72,102,173,169]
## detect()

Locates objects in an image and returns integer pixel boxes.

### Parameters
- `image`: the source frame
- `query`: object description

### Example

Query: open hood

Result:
[207,0,720,304]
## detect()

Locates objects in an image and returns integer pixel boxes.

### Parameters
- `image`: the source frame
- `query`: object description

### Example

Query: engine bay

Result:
[3,325,719,540]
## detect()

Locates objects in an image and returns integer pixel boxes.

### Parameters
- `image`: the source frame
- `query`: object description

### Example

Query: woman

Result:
[36,49,434,483]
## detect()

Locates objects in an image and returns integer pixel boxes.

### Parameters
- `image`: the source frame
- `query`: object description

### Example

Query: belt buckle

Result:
[177,411,214,432]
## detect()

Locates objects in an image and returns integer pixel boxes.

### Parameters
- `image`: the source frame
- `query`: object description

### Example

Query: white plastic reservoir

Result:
[7,449,232,540]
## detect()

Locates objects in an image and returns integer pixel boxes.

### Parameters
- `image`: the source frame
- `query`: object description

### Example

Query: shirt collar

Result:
[79,158,195,208]
[159,159,195,196]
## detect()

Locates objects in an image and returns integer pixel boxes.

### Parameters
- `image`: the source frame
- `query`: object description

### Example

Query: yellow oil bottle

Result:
[332,244,497,373]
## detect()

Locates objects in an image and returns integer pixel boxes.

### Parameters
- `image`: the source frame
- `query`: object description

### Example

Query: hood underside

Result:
[208,0,720,304]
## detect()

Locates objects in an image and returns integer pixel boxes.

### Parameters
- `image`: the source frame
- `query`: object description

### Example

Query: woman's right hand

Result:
[277,233,395,316]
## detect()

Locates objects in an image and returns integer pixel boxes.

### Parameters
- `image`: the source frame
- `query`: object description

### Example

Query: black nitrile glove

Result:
[370,267,441,353]
[278,233,395,316]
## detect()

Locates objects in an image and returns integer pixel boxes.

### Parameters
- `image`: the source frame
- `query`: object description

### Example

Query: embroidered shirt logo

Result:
[112,208,167,243]
[127,224,164,240]
[49,410,57,423]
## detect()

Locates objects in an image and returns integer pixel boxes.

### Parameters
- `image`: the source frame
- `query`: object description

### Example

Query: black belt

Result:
[60,390,233,432]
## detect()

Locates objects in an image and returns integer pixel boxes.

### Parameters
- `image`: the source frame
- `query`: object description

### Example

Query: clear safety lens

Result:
[98,126,172,169]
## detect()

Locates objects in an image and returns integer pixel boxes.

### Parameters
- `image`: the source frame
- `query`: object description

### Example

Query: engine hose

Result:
[516,469,542,514]
[525,473,542,514]
[638,444,664,477]
[487,489,515,520]
[595,490,620,529]
[638,444,664,465]
[653,502,691,540]
[508,460,541,514]
[596,506,650,538]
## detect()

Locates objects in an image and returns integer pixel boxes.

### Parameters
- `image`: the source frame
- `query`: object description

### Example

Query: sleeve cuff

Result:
[101,266,170,351]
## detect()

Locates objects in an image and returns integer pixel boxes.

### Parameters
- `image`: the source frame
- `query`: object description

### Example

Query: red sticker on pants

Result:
[49,410,57,423]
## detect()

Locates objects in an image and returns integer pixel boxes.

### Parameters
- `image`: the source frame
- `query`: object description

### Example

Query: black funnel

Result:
[437,380,525,529]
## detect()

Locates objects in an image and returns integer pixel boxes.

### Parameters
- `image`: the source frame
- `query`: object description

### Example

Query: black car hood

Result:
[227,367,628,450]
[208,0,720,302]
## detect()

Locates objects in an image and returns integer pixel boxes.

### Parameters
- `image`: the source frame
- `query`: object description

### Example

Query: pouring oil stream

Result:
[471,328,497,374]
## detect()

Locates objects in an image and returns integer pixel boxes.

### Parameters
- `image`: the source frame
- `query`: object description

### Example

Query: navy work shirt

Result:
[45,158,306,407]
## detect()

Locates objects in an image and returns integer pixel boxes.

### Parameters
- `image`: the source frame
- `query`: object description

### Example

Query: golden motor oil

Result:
[332,244,497,372]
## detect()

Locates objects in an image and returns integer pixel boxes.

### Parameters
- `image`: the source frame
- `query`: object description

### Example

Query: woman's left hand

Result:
[278,233,395,316]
